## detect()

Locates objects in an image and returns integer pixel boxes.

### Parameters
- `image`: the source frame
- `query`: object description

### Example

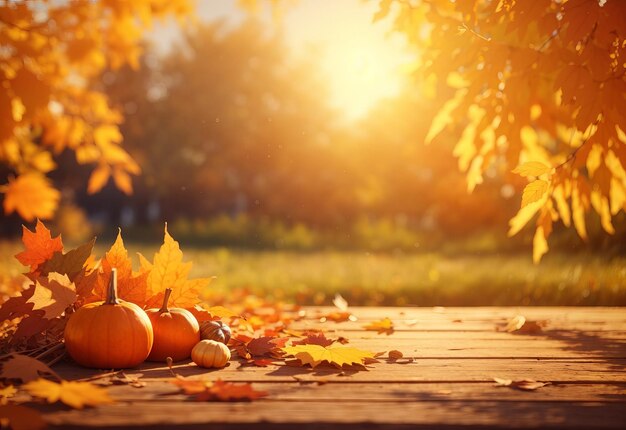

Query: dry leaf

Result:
[292,332,335,347]
[319,311,357,323]
[388,350,404,359]
[332,293,348,311]
[15,220,63,273]
[39,238,95,278]
[0,354,60,383]
[145,225,211,308]
[24,378,114,409]
[92,371,145,388]
[3,173,61,221]
[0,405,46,430]
[26,273,76,319]
[363,317,394,335]
[504,315,546,333]
[282,344,375,368]
[493,377,550,391]
[171,377,267,401]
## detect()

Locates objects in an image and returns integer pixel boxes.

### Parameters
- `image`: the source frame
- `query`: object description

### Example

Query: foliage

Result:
[375,0,626,261]
[282,344,376,368]
[0,0,192,220]
[0,220,212,351]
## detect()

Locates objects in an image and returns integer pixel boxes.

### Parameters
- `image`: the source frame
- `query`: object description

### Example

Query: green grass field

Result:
[1,239,624,306]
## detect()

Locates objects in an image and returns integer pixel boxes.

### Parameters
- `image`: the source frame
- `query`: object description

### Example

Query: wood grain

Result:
[38,306,626,429]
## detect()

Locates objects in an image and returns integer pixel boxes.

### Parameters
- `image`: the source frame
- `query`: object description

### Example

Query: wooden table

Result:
[43,307,626,429]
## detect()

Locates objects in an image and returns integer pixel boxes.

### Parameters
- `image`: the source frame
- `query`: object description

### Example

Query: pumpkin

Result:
[191,340,231,368]
[200,320,231,344]
[146,288,200,362]
[64,268,153,368]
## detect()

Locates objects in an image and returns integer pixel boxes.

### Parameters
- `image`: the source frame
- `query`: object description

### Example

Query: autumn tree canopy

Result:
[374,0,626,260]
[0,0,191,221]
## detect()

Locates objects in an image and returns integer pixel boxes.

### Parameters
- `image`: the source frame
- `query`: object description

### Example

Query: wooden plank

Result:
[54,358,626,383]
[39,400,626,429]
[98,381,626,403]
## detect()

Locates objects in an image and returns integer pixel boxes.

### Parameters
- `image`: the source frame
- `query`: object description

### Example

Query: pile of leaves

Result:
[0,220,213,354]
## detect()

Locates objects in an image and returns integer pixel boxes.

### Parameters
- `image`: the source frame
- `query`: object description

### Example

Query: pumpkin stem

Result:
[160,288,172,312]
[105,268,120,305]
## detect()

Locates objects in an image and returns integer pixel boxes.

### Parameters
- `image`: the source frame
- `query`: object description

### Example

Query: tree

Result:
[0,0,191,221]
[374,0,626,261]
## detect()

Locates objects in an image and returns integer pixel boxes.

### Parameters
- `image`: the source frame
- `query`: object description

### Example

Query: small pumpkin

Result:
[146,288,200,362]
[200,320,231,344]
[191,340,231,368]
[64,268,153,368]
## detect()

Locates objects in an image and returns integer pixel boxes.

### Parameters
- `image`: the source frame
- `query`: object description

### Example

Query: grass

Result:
[1,239,624,306]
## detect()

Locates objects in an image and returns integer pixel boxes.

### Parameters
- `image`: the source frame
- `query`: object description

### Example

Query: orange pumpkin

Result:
[191,340,230,368]
[200,320,231,344]
[64,268,153,368]
[146,288,200,362]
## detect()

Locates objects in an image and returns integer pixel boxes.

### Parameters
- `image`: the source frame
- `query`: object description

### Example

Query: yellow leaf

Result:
[26,273,76,319]
[282,344,375,368]
[146,225,211,308]
[87,164,110,194]
[363,317,394,335]
[512,161,552,178]
[425,90,466,144]
[2,173,60,221]
[521,180,549,208]
[553,184,571,226]
[508,196,546,237]
[23,379,114,409]
[112,169,133,195]
[532,226,549,264]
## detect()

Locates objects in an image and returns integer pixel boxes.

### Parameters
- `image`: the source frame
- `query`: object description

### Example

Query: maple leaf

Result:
[26,273,76,319]
[493,377,550,391]
[15,220,63,273]
[0,354,60,383]
[2,174,61,221]
[292,332,335,347]
[0,405,46,430]
[91,371,145,388]
[319,311,357,323]
[171,377,268,402]
[94,230,149,306]
[363,317,394,335]
[39,238,95,280]
[144,225,212,308]
[24,378,114,409]
[503,315,547,334]
[282,344,375,368]
[233,335,288,359]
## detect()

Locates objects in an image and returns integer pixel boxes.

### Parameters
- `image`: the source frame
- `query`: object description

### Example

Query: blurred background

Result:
[1,0,625,306]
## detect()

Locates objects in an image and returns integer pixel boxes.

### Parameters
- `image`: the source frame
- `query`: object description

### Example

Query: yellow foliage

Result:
[0,0,192,219]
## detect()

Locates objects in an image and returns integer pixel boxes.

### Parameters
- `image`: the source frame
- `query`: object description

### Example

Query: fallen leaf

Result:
[0,354,60,383]
[0,405,46,430]
[282,344,375,369]
[92,372,145,388]
[23,378,114,409]
[145,225,211,308]
[39,238,95,279]
[234,335,289,359]
[504,315,547,333]
[332,293,348,311]
[0,385,17,401]
[292,332,335,347]
[15,220,63,273]
[171,377,267,401]
[389,350,404,360]
[493,377,550,391]
[319,311,357,323]
[363,317,394,335]
[26,273,76,319]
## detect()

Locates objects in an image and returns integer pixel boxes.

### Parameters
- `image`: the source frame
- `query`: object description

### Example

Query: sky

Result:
[152,0,412,121]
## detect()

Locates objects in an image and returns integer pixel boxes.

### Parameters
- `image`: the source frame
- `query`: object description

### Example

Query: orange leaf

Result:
[171,377,268,402]
[2,173,60,221]
[363,317,394,335]
[0,354,60,383]
[26,272,76,319]
[24,378,114,409]
[15,220,63,273]
[145,225,211,308]
[282,344,375,368]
